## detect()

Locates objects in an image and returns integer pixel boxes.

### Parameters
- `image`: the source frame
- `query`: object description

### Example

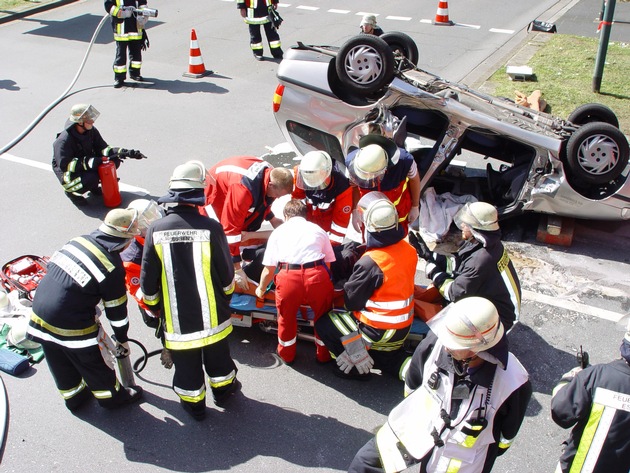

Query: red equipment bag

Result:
[98,157,122,208]
[1,255,49,301]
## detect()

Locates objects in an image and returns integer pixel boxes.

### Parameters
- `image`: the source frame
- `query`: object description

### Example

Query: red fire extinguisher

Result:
[98,156,122,208]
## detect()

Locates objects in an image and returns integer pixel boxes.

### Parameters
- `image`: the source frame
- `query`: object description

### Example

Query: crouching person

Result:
[349,297,532,473]
[27,209,144,411]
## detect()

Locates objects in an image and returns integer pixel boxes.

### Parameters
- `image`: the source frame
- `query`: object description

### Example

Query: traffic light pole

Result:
[593,0,616,93]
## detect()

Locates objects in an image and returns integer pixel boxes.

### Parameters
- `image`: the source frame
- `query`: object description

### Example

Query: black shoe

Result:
[114,79,126,88]
[104,385,143,409]
[181,400,206,421]
[66,388,93,412]
[130,74,144,82]
[66,192,88,206]
[332,364,372,381]
[122,385,144,405]
[90,186,103,196]
[213,379,242,407]
[253,54,264,61]
[271,49,284,60]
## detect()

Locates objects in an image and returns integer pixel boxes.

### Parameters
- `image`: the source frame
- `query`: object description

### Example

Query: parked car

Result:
[272,32,630,221]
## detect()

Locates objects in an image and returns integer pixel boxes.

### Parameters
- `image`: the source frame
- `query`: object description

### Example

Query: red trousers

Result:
[274,265,333,363]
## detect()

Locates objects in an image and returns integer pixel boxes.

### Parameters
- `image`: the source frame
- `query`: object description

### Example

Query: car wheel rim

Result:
[577,134,620,175]
[343,45,383,85]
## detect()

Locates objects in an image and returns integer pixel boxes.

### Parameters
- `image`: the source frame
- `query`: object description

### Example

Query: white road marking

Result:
[297,5,319,11]
[357,12,379,17]
[0,152,149,195]
[457,23,481,29]
[489,28,515,34]
[420,19,433,24]
[386,16,412,22]
[522,289,626,323]
[328,9,350,14]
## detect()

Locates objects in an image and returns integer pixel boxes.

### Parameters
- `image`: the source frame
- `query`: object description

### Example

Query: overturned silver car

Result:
[272,33,630,220]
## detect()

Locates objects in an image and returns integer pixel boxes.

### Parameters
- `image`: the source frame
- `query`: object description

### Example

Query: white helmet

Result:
[69,104,100,124]
[127,199,163,236]
[349,144,388,188]
[432,297,504,352]
[454,202,499,232]
[361,14,377,27]
[297,151,333,190]
[169,160,207,189]
[357,191,398,233]
[99,208,140,239]
[8,318,41,350]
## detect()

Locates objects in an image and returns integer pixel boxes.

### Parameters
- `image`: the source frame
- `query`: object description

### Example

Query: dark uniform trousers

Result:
[42,343,130,410]
[249,22,282,58]
[170,338,237,406]
[114,40,142,80]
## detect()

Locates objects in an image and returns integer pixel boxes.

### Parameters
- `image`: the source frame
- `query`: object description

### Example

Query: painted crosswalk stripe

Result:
[522,290,626,323]
[490,28,515,34]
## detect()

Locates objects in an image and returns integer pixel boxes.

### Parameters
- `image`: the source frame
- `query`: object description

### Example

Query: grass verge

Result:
[482,34,630,135]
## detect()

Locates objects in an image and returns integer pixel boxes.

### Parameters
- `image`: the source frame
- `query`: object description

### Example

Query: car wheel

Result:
[335,35,395,95]
[380,32,419,65]
[565,122,629,185]
[567,103,620,128]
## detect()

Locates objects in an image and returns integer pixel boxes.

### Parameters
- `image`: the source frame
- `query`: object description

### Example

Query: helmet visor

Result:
[137,200,163,232]
[454,202,499,232]
[347,154,387,189]
[296,168,331,190]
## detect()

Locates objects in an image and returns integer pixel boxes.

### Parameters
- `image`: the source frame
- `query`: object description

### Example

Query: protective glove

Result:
[336,351,354,374]
[113,340,130,358]
[409,231,433,262]
[341,331,374,375]
[127,149,148,160]
[119,6,134,18]
[351,209,362,233]
[255,285,266,300]
[408,206,420,225]
[234,268,250,291]
[160,348,173,369]
[141,30,150,51]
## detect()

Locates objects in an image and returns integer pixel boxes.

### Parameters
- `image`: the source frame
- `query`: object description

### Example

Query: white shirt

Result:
[262,217,336,266]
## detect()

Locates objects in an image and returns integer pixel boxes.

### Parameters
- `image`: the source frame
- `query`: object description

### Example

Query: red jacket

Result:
[203,156,276,260]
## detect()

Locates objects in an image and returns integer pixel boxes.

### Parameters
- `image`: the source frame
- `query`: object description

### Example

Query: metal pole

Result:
[593,0,616,93]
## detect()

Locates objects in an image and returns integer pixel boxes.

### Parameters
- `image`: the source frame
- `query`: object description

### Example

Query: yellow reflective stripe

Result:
[446,458,462,473]
[164,323,233,350]
[209,370,236,389]
[30,312,99,337]
[103,294,127,308]
[365,296,413,310]
[73,237,115,272]
[200,240,217,328]
[329,310,357,336]
[175,385,206,403]
[60,380,87,399]
[570,403,605,473]
[224,281,235,295]
[64,244,106,282]
[392,178,408,206]
[109,316,129,328]
[462,425,486,447]
[92,380,119,399]
[376,424,408,473]
[359,309,412,325]
[67,158,79,173]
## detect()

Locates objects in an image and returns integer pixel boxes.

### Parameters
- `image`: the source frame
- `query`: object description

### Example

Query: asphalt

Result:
[3,0,630,248]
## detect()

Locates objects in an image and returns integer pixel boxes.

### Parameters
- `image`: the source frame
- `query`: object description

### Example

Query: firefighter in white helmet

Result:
[417,201,522,330]
[346,134,421,235]
[26,208,143,411]
[349,296,532,473]
[359,14,384,36]
[315,192,418,380]
[141,161,241,420]
[52,103,146,206]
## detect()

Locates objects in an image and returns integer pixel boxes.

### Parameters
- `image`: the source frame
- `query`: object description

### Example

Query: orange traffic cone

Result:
[433,0,454,26]
[183,29,213,78]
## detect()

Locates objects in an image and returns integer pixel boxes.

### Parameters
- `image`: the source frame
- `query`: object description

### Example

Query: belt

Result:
[278,259,325,270]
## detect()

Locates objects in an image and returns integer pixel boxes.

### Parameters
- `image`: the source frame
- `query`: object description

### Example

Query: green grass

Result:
[0,0,43,9]
[484,34,630,135]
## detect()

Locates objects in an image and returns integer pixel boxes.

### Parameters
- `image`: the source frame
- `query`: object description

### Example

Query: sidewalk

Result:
[0,0,77,25]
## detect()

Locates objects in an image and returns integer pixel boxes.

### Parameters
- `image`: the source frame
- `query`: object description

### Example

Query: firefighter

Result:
[349,297,532,473]
[26,208,144,411]
[52,104,145,206]
[551,320,630,473]
[255,199,336,364]
[237,0,283,61]
[203,155,294,291]
[141,161,240,421]
[315,192,418,380]
[346,134,421,236]
[420,201,521,331]
[104,0,151,88]
[359,14,384,36]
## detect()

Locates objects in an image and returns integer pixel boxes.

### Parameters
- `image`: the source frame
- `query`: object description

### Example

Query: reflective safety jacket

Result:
[438,231,521,331]
[345,239,417,330]
[52,121,114,193]
[292,166,352,245]
[120,236,149,311]
[551,359,630,473]
[377,333,531,473]
[140,206,235,351]
[105,0,148,41]
[237,0,277,25]
[27,231,130,348]
[204,156,277,261]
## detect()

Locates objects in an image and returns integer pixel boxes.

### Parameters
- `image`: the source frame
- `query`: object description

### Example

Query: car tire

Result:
[565,122,629,185]
[335,35,395,95]
[380,32,419,65]
[567,103,620,128]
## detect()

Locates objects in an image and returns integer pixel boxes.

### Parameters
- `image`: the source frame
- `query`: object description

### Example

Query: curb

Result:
[0,0,79,25]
